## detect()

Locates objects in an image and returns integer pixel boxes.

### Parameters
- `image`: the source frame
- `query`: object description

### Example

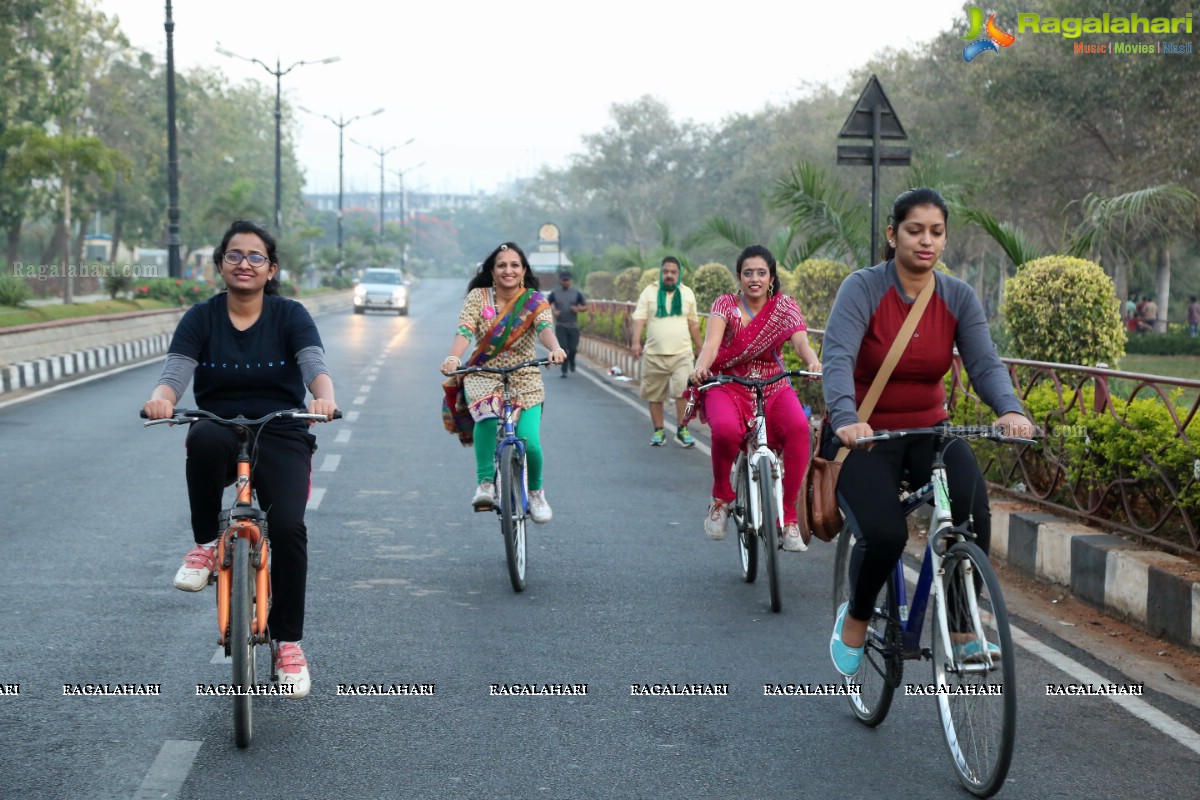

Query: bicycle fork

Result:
[215,460,272,647]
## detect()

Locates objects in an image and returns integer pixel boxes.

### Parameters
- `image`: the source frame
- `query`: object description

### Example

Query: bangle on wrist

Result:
[443,355,461,364]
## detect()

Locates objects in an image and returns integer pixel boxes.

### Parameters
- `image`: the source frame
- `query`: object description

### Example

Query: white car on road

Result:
[353,268,409,315]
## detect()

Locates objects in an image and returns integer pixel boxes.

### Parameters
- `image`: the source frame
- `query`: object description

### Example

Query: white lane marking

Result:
[352,396,366,405]
[359,384,372,393]
[369,366,380,374]
[320,454,341,472]
[335,428,352,443]
[0,354,167,411]
[345,411,361,422]
[577,367,711,456]
[308,487,327,510]
[366,374,377,382]
[133,739,203,800]
[901,564,1200,755]
[211,647,230,665]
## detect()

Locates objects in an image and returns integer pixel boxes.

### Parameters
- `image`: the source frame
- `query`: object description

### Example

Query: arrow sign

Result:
[838,75,908,140]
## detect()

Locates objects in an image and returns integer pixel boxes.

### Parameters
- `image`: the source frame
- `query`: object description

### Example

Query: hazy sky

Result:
[94,1,968,197]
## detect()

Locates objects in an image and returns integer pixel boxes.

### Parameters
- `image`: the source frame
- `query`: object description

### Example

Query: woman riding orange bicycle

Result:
[143,219,338,699]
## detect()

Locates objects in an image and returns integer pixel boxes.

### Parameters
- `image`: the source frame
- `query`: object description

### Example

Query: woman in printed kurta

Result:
[440,242,566,523]
[690,245,822,552]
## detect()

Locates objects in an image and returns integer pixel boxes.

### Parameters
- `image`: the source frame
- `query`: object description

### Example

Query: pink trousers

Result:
[705,385,811,525]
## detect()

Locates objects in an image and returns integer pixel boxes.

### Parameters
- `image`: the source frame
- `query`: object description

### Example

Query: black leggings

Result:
[185,421,315,642]
[556,324,581,373]
[823,424,990,623]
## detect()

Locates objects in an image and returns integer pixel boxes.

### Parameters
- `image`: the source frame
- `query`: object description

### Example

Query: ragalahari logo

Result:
[962,7,1016,61]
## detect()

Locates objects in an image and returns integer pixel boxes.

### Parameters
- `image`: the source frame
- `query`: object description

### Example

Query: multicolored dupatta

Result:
[442,288,549,445]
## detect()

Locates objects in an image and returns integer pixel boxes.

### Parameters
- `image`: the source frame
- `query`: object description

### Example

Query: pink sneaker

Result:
[172,545,217,592]
[272,642,311,699]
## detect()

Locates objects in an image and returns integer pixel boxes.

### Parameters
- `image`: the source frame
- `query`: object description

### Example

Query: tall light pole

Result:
[300,107,383,273]
[215,45,338,235]
[352,137,413,237]
[390,161,425,273]
[164,1,181,280]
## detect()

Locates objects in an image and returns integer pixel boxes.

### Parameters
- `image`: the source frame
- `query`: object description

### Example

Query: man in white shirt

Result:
[631,257,702,447]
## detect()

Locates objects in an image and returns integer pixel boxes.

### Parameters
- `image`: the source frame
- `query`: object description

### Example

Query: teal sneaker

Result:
[953,639,1001,663]
[830,602,864,677]
[649,428,666,446]
[674,425,696,448]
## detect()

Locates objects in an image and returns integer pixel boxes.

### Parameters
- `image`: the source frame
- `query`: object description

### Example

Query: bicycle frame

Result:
[494,381,528,518]
[738,391,782,535]
[215,431,271,648]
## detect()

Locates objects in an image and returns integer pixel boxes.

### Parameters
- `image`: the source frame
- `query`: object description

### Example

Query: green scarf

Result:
[656,271,683,317]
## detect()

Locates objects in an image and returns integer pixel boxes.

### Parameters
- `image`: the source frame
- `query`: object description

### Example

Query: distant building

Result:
[304,189,485,221]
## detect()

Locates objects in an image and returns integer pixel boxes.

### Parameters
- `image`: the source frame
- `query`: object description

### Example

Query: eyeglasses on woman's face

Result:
[223,251,269,267]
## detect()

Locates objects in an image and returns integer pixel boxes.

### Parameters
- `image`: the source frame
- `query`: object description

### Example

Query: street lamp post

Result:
[352,138,413,237]
[165,1,181,280]
[215,45,338,235]
[390,161,425,273]
[300,107,384,273]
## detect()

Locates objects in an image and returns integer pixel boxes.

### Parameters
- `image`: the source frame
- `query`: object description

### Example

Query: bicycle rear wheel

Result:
[499,445,527,593]
[229,534,255,748]
[757,459,781,613]
[931,540,1016,797]
[734,457,757,583]
[832,526,900,726]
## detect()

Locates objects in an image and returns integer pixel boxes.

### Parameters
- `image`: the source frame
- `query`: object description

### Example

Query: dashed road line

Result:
[345,410,361,422]
[308,487,327,510]
[352,396,366,405]
[319,454,341,472]
[133,739,203,800]
[335,428,352,443]
[576,367,711,456]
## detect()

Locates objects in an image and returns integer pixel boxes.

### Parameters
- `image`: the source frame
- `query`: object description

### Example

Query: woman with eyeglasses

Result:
[143,219,338,699]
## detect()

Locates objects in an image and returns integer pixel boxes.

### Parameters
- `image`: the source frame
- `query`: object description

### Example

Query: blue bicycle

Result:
[831,425,1035,797]
[450,357,549,592]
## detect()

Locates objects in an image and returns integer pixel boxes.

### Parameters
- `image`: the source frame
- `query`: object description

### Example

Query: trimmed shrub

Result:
[103,274,134,299]
[585,270,615,300]
[1001,255,1126,367]
[791,258,851,331]
[612,266,643,302]
[0,275,33,306]
[1124,333,1200,356]
[691,262,736,313]
[132,278,215,305]
[636,267,659,296]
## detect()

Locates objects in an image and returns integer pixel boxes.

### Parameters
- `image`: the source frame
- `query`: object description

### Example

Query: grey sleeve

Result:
[156,352,197,400]
[297,345,330,388]
[948,281,1024,417]
[821,272,874,432]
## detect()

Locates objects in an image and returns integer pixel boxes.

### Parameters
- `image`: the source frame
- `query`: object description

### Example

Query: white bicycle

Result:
[698,370,820,612]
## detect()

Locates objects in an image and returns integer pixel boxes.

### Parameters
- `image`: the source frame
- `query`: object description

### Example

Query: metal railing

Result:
[579,299,1199,553]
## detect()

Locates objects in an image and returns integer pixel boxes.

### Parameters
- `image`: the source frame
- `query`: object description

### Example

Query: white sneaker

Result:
[529,489,552,524]
[173,544,217,592]
[704,500,730,540]
[471,482,496,510]
[781,523,809,552]
[272,642,310,700]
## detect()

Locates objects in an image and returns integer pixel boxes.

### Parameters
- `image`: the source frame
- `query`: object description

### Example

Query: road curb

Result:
[992,505,1200,652]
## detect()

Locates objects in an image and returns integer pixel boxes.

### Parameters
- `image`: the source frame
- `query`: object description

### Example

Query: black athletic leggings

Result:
[822,422,990,623]
[185,421,315,642]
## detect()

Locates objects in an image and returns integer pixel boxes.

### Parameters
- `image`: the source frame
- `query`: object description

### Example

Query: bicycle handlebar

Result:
[855,425,1038,446]
[140,408,342,427]
[696,370,821,391]
[449,357,551,377]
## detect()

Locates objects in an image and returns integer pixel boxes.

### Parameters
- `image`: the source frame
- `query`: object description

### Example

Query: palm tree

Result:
[7,128,119,303]
[202,178,269,238]
[1068,185,1199,329]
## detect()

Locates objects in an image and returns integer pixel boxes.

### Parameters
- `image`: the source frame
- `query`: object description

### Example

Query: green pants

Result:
[473,404,544,490]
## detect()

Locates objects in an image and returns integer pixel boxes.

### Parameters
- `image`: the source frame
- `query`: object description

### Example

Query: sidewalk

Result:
[576,334,1200,656]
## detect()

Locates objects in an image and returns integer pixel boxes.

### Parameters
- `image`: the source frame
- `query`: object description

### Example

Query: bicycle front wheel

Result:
[499,445,527,593]
[757,458,781,613]
[931,540,1016,797]
[832,527,899,725]
[734,457,757,583]
[229,534,255,748]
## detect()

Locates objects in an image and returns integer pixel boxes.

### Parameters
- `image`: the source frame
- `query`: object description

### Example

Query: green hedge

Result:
[1124,333,1200,356]
[132,278,216,305]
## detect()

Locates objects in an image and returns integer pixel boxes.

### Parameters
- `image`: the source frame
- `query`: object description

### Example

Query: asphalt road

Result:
[1,279,1198,799]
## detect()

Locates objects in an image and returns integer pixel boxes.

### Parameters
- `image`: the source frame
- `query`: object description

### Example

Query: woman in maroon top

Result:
[820,189,1033,676]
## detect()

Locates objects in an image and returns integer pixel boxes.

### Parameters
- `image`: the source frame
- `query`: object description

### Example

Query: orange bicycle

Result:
[143,407,338,747]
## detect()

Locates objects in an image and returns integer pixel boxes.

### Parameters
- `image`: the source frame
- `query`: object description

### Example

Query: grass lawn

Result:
[1118,354,1200,382]
[0,298,176,328]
